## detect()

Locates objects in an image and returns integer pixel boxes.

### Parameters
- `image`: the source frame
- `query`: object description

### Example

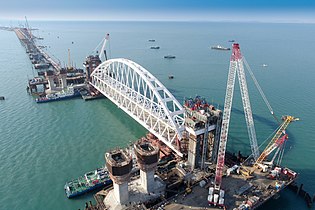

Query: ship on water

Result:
[211,45,231,50]
[35,86,80,103]
[164,55,176,59]
[64,167,112,198]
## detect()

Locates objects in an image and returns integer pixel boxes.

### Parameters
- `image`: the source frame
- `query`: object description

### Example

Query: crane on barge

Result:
[214,43,259,191]
[211,43,298,207]
[240,115,299,177]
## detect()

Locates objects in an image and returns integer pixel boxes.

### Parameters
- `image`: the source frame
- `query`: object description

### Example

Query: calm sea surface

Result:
[0,21,314,210]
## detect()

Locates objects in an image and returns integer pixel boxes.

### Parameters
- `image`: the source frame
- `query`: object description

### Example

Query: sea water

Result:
[0,21,314,210]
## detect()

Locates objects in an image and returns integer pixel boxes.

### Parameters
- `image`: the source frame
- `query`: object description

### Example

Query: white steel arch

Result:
[90,58,185,156]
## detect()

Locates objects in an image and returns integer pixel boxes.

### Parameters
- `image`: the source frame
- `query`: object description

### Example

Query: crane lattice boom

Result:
[214,43,260,190]
[99,34,110,61]
[255,115,298,165]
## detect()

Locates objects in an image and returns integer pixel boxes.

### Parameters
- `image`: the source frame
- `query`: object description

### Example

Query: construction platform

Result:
[161,166,296,210]
[85,143,297,210]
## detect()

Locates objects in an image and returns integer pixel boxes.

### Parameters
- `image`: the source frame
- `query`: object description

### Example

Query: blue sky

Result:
[1,0,315,23]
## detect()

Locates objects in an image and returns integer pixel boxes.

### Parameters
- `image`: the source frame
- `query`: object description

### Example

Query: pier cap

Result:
[134,138,159,170]
[105,149,133,180]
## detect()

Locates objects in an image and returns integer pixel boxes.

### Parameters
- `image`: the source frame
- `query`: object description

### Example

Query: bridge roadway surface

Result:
[14,28,62,72]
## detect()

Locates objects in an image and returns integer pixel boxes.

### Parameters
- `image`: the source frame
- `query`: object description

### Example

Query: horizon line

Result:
[1,18,315,24]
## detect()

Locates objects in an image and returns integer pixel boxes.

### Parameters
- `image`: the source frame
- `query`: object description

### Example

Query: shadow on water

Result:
[99,99,147,137]
[231,106,278,129]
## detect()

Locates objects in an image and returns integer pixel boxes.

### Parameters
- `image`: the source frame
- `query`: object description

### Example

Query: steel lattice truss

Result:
[90,58,185,156]
[214,43,259,190]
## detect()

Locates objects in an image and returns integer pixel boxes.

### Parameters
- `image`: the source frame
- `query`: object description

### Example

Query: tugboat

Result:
[35,86,80,103]
[164,55,176,59]
[64,167,112,198]
[211,45,230,50]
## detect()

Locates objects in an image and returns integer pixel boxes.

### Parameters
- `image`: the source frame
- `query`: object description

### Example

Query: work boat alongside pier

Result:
[35,86,80,103]
[64,167,112,198]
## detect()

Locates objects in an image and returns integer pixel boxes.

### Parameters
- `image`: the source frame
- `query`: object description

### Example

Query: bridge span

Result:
[90,58,185,156]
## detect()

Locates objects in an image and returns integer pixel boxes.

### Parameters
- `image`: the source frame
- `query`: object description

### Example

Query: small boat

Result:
[211,45,230,51]
[35,86,80,103]
[0,96,5,100]
[64,167,112,198]
[148,39,155,42]
[228,40,235,42]
[262,64,268,67]
[168,75,174,79]
[150,46,160,49]
[64,146,140,199]
[164,55,176,59]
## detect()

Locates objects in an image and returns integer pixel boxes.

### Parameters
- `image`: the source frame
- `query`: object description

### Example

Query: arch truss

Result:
[90,58,185,156]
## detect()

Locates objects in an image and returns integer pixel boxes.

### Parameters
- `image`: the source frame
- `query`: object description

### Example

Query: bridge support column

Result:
[59,69,67,89]
[45,71,55,92]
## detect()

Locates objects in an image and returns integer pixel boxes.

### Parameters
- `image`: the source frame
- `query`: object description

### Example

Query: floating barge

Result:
[80,87,105,101]
[36,86,81,103]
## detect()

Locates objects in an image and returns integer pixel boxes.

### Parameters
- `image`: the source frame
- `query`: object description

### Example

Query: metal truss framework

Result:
[214,43,259,190]
[90,58,185,156]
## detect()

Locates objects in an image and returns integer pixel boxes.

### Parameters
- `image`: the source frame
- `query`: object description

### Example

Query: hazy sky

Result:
[1,0,315,23]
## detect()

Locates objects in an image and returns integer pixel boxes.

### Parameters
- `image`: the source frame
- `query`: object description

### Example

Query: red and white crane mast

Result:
[214,43,259,191]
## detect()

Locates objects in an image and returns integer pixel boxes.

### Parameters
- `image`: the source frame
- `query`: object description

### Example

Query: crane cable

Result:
[92,37,106,55]
[277,140,287,166]
[91,35,111,60]
[243,57,280,125]
[242,123,281,164]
